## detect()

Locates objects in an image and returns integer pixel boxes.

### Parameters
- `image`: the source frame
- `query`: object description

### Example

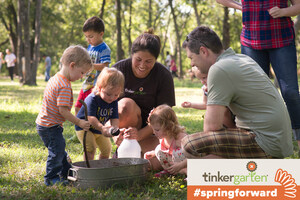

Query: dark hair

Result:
[83,16,105,33]
[131,28,161,59]
[182,26,223,54]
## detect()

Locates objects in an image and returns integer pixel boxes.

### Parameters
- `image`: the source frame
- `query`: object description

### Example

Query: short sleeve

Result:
[207,64,235,107]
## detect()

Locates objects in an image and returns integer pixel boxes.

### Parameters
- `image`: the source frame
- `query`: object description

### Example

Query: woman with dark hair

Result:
[113,30,175,170]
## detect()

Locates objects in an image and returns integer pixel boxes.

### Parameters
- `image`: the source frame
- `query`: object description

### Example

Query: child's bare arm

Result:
[167,159,187,174]
[181,101,207,110]
[144,150,156,159]
[93,62,109,72]
[59,106,90,130]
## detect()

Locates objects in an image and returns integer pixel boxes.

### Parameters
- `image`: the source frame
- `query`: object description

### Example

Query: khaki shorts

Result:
[76,130,112,157]
[182,128,272,158]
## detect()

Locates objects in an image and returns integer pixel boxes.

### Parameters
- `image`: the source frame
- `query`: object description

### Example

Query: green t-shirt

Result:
[207,48,293,158]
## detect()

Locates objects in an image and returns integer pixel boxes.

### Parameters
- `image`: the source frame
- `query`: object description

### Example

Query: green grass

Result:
[0,76,206,200]
[0,75,298,200]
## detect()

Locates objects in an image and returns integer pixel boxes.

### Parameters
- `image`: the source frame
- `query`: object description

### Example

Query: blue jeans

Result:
[241,43,300,137]
[45,67,51,81]
[36,124,71,182]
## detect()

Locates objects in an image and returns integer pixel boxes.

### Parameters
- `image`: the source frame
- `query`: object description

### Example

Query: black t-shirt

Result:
[113,58,175,127]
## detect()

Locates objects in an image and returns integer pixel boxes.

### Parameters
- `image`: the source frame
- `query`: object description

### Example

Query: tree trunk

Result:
[148,0,152,28]
[99,0,106,19]
[168,0,183,78]
[192,0,201,26]
[116,0,124,61]
[128,1,132,54]
[294,14,300,42]
[222,7,230,49]
[31,0,42,86]
[17,0,24,82]
[23,0,32,85]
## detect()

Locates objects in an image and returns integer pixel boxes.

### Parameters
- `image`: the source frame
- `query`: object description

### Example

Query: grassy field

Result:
[0,75,207,200]
[0,75,299,200]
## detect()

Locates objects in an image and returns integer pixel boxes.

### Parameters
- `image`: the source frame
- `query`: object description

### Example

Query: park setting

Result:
[1,0,300,199]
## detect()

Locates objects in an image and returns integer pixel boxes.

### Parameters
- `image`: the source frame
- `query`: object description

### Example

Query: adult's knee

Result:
[281,87,300,102]
[118,98,141,128]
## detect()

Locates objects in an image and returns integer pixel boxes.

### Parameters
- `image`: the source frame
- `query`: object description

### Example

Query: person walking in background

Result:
[44,55,52,81]
[165,51,171,71]
[1,49,16,81]
[36,45,92,186]
[216,0,300,154]
[170,55,178,78]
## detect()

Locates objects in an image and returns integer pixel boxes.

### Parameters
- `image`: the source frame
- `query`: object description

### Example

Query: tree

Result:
[31,0,42,85]
[17,0,24,82]
[168,0,183,77]
[222,7,230,49]
[99,0,106,19]
[116,0,124,61]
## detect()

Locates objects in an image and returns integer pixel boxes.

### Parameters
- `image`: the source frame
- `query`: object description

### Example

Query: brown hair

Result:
[60,45,92,69]
[131,28,161,59]
[93,67,125,95]
[83,16,105,33]
[182,26,223,55]
[148,104,185,139]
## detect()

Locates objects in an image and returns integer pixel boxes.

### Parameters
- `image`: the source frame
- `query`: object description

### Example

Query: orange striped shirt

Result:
[36,73,73,127]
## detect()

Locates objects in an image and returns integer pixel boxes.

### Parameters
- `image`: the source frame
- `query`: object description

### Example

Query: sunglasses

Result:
[186,34,208,48]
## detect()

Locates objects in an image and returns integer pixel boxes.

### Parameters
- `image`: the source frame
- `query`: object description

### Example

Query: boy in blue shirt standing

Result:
[75,16,111,115]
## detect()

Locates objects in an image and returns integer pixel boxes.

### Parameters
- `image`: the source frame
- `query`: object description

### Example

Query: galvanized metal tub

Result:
[68,158,150,189]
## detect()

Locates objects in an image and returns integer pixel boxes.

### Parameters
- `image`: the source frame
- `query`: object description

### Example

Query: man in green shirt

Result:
[182,26,293,159]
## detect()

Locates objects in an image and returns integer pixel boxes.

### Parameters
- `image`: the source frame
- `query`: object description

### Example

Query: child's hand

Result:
[114,128,125,147]
[167,162,183,175]
[123,127,138,140]
[181,101,191,108]
[101,125,112,137]
[268,6,285,18]
[78,119,90,131]
[144,151,155,160]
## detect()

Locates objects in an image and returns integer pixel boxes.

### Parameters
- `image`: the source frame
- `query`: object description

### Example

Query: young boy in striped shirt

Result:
[36,45,92,186]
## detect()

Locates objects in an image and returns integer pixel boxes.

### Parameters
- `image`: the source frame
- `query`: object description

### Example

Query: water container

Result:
[118,139,141,158]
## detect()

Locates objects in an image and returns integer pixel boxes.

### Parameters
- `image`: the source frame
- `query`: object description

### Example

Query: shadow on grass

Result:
[0,110,43,149]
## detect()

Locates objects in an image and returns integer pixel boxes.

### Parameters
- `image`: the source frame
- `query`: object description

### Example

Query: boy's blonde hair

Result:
[61,45,93,69]
[93,67,125,95]
[148,104,185,139]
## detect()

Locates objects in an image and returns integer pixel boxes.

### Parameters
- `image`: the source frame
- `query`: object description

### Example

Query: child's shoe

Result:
[154,170,169,178]
[45,177,69,186]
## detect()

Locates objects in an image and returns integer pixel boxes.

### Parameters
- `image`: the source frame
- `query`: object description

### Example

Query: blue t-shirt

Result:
[82,42,111,92]
[75,92,118,134]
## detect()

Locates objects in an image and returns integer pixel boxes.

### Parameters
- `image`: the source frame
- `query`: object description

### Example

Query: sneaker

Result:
[45,177,69,186]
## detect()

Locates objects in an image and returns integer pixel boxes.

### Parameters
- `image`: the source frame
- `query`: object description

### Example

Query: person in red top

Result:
[36,45,92,186]
[216,0,300,152]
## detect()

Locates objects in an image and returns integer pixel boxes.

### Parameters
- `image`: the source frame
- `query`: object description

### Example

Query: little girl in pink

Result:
[144,104,187,177]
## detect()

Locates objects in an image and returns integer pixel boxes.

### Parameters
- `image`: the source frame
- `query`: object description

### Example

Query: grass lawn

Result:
[0,75,298,200]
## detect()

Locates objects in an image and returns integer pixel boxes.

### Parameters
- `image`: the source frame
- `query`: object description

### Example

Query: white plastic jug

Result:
[117,138,141,158]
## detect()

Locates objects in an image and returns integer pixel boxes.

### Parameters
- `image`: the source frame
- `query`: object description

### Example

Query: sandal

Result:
[154,170,169,178]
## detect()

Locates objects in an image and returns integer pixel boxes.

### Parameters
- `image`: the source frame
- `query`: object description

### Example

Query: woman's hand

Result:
[269,6,286,18]
[114,128,125,147]
[144,150,155,160]
[123,127,138,139]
